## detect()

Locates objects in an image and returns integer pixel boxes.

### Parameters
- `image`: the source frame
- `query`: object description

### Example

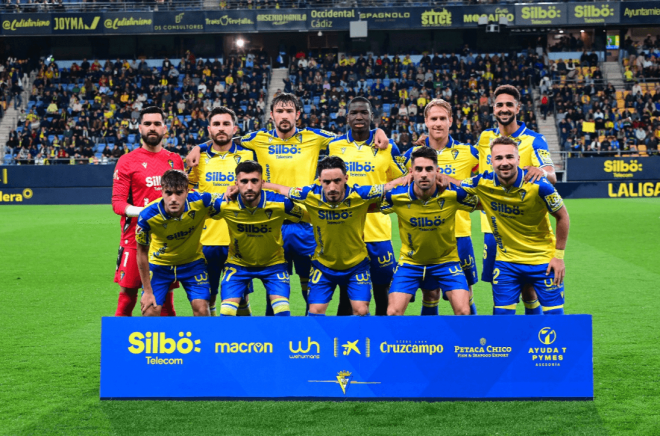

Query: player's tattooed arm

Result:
[548,205,570,286]
[136,243,157,314]
[383,177,407,192]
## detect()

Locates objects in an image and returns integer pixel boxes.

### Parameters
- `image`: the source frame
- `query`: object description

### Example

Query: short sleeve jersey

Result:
[135,191,222,266]
[187,142,256,246]
[216,191,305,268]
[382,183,478,266]
[288,184,384,270]
[475,122,554,233]
[328,130,407,243]
[403,135,479,238]
[459,169,564,265]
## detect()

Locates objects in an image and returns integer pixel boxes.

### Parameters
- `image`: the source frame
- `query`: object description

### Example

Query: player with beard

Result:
[112,106,184,316]
[187,107,256,316]
[185,93,390,315]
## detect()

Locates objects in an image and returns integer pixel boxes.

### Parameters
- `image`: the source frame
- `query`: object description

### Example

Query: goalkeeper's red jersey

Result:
[112,146,184,249]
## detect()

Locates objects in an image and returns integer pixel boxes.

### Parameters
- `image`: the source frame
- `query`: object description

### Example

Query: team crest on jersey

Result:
[162,223,168,229]
[297,133,304,143]
[188,211,196,219]
[234,155,242,164]
[233,211,239,217]
[452,149,459,160]
[265,209,273,219]
[519,191,527,201]
[341,147,346,154]
[437,198,446,209]
[344,199,351,207]
[142,162,147,169]
[372,147,379,157]
[120,271,125,280]
[168,160,174,168]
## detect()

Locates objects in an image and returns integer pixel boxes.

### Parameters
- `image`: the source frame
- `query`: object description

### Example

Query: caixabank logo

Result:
[529,327,567,367]
[128,331,201,365]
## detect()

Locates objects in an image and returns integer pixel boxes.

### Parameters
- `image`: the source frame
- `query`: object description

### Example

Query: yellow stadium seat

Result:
[638,144,648,156]
[617,100,625,109]
[616,91,624,99]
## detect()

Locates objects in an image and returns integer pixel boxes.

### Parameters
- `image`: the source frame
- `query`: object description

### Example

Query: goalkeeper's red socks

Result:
[160,291,176,316]
[115,292,137,316]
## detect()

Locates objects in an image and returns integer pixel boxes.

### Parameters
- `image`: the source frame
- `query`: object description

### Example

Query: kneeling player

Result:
[266,156,405,316]
[459,137,569,315]
[217,161,307,316]
[383,147,479,315]
[136,169,223,316]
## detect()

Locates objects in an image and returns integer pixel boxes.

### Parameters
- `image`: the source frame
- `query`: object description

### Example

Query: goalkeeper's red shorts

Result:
[114,246,179,290]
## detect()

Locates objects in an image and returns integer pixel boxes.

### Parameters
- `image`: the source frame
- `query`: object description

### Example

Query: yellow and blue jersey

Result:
[187,142,256,246]
[328,130,407,242]
[381,183,478,266]
[459,169,565,265]
[136,191,222,266]
[288,183,384,271]
[216,190,305,268]
[476,122,554,233]
[403,135,479,238]
[240,127,335,186]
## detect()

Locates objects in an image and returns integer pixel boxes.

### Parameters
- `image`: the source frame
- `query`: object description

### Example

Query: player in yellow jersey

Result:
[475,85,556,315]
[185,93,389,315]
[215,160,307,317]
[265,156,405,316]
[136,170,223,317]
[459,137,569,315]
[329,97,407,316]
[403,99,480,315]
[187,107,256,316]
[384,147,479,316]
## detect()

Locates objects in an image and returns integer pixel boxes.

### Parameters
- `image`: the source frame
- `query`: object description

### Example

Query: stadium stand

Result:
[4,52,270,165]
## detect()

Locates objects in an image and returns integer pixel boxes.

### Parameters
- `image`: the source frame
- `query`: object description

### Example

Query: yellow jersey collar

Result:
[424,135,456,150]
[408,182,439,203]
[237,189,267,210]
[157,198,190,221]
[206,142,237,158]
[347,129,374,149]
[269,127,300,140]
[495,122,526,139]
[322,184,354,206]
[493,167,525,189]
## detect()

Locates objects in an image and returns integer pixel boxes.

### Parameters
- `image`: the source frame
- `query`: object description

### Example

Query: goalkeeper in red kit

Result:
[112,106,185,316]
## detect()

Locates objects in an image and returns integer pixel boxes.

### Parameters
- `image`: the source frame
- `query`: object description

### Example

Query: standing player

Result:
[187,107,256,316]
[136,170,222,316]
[383,147,479,316]
[475,85,556,315]
[403,99,480,315]
[328,97,407,316]
[215,161,306,316]
[459,137,569,315]
[186,93,389,314]
[112,106,184,317]
[266,156,405,316]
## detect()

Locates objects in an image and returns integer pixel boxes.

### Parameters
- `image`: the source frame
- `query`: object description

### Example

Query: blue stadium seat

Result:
[48,135,55,145]
[383,104,391,114]
[128,134,136,144]
[383,79,391,87]
[313,96,320,106]
[330,113,337,120]
[304,105,311,114]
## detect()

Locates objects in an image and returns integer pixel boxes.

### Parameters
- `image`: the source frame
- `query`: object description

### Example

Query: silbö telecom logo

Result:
[128,331,201,365]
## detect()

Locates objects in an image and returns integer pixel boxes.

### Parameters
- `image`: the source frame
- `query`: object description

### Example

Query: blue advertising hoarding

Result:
[557,180,660,198]
[566,157,660,181]
[101,316,593,400]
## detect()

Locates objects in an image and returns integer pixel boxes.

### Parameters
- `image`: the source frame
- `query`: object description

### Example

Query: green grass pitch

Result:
[1,198,659,435]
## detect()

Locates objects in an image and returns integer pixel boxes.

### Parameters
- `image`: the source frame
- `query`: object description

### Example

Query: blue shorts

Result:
[366,241,396,286]
[457,236,478,287]
[308,258,372,304]
[492,261,565,309]
[221,262,290,300]
[282,222,315,279]
[203,245,253,297]
[390,262,469,299]
[148,259,210,306]
[481,233,497,283]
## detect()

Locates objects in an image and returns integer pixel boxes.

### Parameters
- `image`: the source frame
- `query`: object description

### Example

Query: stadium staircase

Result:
[0,71,34,158]
[264,68,289,115]
[603,61,625,89]
[532,88,563,171]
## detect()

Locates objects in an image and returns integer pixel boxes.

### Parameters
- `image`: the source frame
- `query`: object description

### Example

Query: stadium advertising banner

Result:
[153,11,206,33]
[460,5,516,27]
[51,13,103,35]
[307,8,356,31]
[0,187,112,204]
[100,316,593,400]
[1,13,51,35]
[103,12,154,34]
[566,157,660,181]
[620,1,660,24]
[568,2,620,25]
[557,181,660,199]
[516,3,567,26]
[358,9,413,30]
[255,9,307,32]
[204,10,257,33]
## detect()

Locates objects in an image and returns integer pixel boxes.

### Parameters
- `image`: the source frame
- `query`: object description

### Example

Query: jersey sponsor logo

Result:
[166,226,196,240]
[205,172,235,182]
[318,210,352,220]
[128,331,201,355]
[346,161,375,173]
[341,147,347,154]
[236,223,273,233]
[377,252,393,265]
[439,165,456,175]
[268,144,301,157]
[142,162,147,168]
[194,272,208,283]
[490,201,524,216]
[145,176,162,188]
[409,216,445,227]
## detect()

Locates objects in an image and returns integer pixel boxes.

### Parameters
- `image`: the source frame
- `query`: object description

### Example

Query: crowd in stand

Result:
[622,35,660,83]
[4,51,271,165]
[282,48,543,153]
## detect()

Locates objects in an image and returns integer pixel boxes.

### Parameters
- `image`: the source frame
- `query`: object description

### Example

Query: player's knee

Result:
[454,306,470,316]
[353,305,370,316]
[387,307,404,316]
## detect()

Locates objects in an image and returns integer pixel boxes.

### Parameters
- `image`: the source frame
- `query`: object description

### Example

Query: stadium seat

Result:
[128,134,136,144]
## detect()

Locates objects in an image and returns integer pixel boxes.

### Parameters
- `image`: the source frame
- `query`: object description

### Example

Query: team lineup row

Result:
[111,86,569,317]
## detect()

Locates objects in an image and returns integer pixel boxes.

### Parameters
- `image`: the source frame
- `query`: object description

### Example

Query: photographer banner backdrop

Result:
[101,316,593,400]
